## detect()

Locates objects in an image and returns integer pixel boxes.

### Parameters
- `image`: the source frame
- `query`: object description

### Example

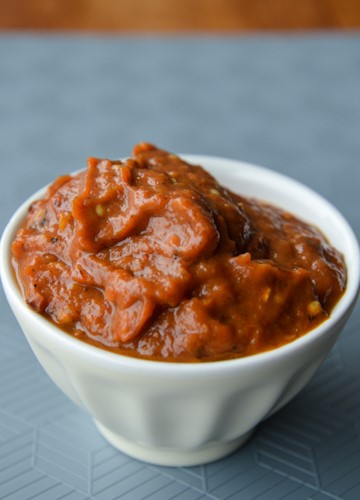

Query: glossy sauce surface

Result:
[12,144,346,361]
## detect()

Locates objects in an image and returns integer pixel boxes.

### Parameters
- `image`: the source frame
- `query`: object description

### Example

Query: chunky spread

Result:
[11,144,346,361]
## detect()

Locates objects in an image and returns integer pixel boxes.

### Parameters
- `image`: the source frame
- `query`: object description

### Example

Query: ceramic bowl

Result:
[1,155,359,467]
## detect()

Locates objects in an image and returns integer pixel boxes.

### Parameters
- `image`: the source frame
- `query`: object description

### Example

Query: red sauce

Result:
[11,144,346,362]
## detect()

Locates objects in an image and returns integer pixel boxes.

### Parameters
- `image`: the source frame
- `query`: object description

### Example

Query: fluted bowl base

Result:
[94,420,254,467]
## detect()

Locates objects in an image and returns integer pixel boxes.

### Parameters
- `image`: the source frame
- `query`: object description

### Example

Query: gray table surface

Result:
[0,34,360,500]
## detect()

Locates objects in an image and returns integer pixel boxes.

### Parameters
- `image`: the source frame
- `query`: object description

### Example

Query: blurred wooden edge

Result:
[1,0,360,32]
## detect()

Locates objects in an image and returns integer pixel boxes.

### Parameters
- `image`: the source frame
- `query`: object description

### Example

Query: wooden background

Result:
[1,0,360,32]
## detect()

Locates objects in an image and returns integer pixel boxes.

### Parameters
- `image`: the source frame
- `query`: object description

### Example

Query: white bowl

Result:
[1,155,359,467]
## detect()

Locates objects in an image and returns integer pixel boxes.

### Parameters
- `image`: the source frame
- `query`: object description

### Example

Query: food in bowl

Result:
[11,143,346,362]
[2,148,359,466]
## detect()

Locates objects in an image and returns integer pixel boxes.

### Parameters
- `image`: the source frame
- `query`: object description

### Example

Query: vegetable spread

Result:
[11,144,346,361]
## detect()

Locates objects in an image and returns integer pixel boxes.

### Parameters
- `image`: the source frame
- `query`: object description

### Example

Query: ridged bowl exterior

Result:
[2,156,359,466]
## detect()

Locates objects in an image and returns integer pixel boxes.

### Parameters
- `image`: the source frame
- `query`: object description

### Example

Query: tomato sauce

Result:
[11,144,346,361]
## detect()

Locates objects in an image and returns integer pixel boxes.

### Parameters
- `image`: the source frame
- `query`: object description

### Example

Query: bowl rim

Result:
[1,154,359,375]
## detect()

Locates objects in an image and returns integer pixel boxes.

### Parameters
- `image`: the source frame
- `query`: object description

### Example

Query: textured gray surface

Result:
[0,34,360,499]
